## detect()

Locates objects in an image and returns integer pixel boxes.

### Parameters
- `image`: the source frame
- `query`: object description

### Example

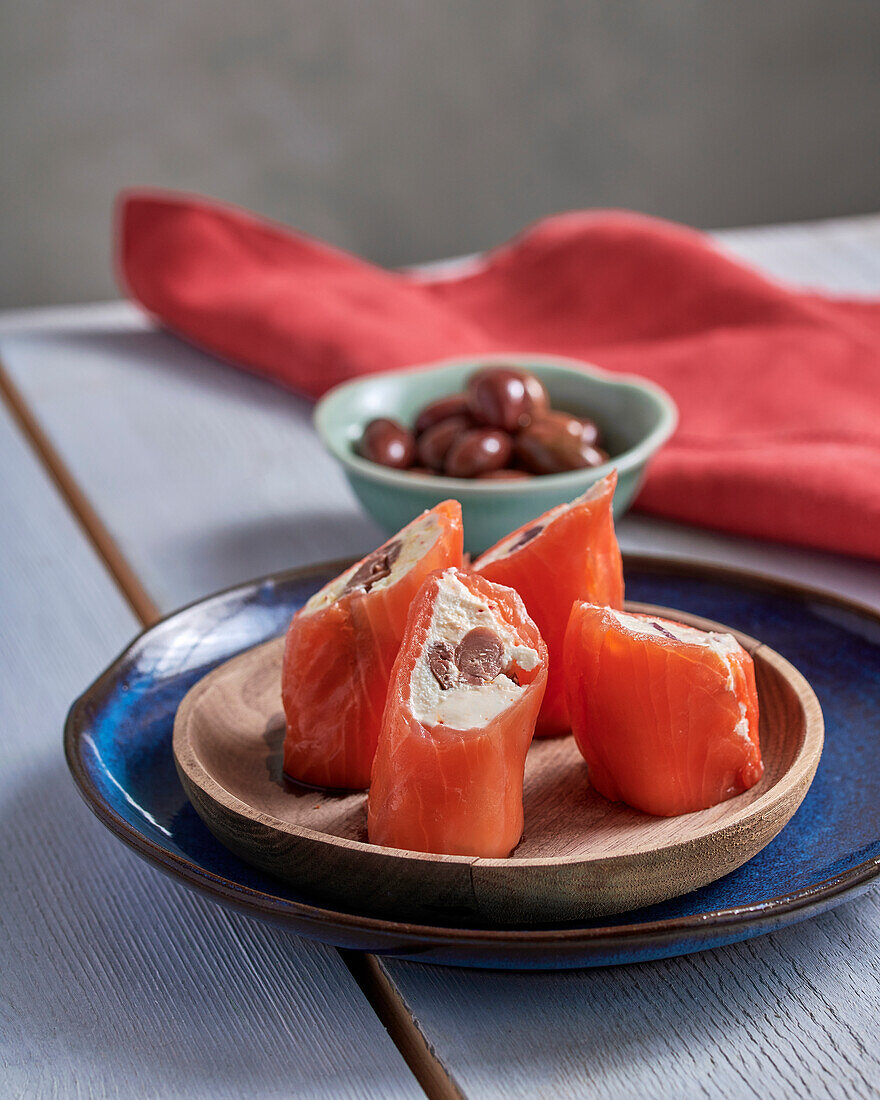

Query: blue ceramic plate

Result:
[65,556,880,969]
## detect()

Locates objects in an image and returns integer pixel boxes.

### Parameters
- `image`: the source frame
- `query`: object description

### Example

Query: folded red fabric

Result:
[118,190,880,560]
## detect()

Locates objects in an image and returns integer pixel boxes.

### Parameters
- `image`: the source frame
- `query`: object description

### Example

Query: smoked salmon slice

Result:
[282,501,463,790]
[563,603,763,816]
[473,471,623,738]
[368,568,548,857]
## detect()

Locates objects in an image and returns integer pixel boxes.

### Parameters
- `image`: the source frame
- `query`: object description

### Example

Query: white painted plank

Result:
[2,214,880,1099]
[0,406,419,1098]
[715,213,880,293]
[0,311,387,611]
[382,898,880,1100]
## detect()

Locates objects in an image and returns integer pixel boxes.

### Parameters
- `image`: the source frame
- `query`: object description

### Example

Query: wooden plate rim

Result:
[171,603,823,871]
[63,553,878,950]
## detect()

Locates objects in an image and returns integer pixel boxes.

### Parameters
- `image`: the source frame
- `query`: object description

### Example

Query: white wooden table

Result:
[2,215,879,1099]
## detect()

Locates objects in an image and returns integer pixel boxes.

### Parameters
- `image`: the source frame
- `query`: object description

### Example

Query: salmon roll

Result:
[473,471,623,738]
[564,603,763,816]
[368,568,548,857]
[282,501,463,790]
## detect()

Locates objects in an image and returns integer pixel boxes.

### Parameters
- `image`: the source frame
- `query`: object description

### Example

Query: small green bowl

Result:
[314,354,678,555]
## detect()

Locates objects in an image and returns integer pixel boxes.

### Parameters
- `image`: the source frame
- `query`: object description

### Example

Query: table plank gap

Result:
[341,951,466,1100]
[0,398,422,1099]
[0,354,161,626]
[0,346,450,1098]
[377,896,880,1100]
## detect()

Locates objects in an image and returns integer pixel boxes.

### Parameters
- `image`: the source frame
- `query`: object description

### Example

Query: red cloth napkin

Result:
[117,190,880,560]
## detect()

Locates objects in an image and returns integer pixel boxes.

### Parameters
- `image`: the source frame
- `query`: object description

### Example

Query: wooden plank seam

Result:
[0,350,460,1100]
[0,358,160,626]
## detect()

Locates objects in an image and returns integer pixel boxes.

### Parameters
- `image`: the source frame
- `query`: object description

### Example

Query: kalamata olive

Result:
[444,428,513,478]
[516,410,583,449]
[475,468,533,480]
[576,417,600,447]
[454,627,504,684]
[514,414,608,475]
[520,372,550,417]
[359,417,416,469]
[414,394,471,435]
[427,640,456,689]
[406,466,437,476]
[537,410,594,436]
[466,367,549,432]
[344,539,402,594]
[585,446,609,466]
[416,415,473,470]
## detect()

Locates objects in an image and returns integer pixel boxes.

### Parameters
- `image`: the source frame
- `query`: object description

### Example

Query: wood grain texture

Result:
[3,215,880,1098]
[0,360,160,626]
[0,307,388,612]
[172,607,822,924]
[0,402,420,1098]
[378,895,880,1100]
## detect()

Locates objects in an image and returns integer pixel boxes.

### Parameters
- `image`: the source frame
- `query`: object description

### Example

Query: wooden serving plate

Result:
[173,603,823,925]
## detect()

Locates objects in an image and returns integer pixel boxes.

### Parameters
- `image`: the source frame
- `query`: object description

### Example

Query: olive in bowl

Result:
[466,366,548,433]
[314,354,678,554]
[358,417,417,469]
[358,365,610,483]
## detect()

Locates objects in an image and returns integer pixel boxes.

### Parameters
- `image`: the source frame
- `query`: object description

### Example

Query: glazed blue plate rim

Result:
[64,555,880,966]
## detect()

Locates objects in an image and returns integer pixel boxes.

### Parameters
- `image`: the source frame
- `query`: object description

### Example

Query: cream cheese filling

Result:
[301,510,441,615]
[410,570,539,730]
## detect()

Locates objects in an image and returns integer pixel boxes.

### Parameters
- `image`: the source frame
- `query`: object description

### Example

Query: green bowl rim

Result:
[313,352,678,494]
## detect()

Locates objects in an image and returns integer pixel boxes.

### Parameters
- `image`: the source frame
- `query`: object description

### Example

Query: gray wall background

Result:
[2,1,880,309]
